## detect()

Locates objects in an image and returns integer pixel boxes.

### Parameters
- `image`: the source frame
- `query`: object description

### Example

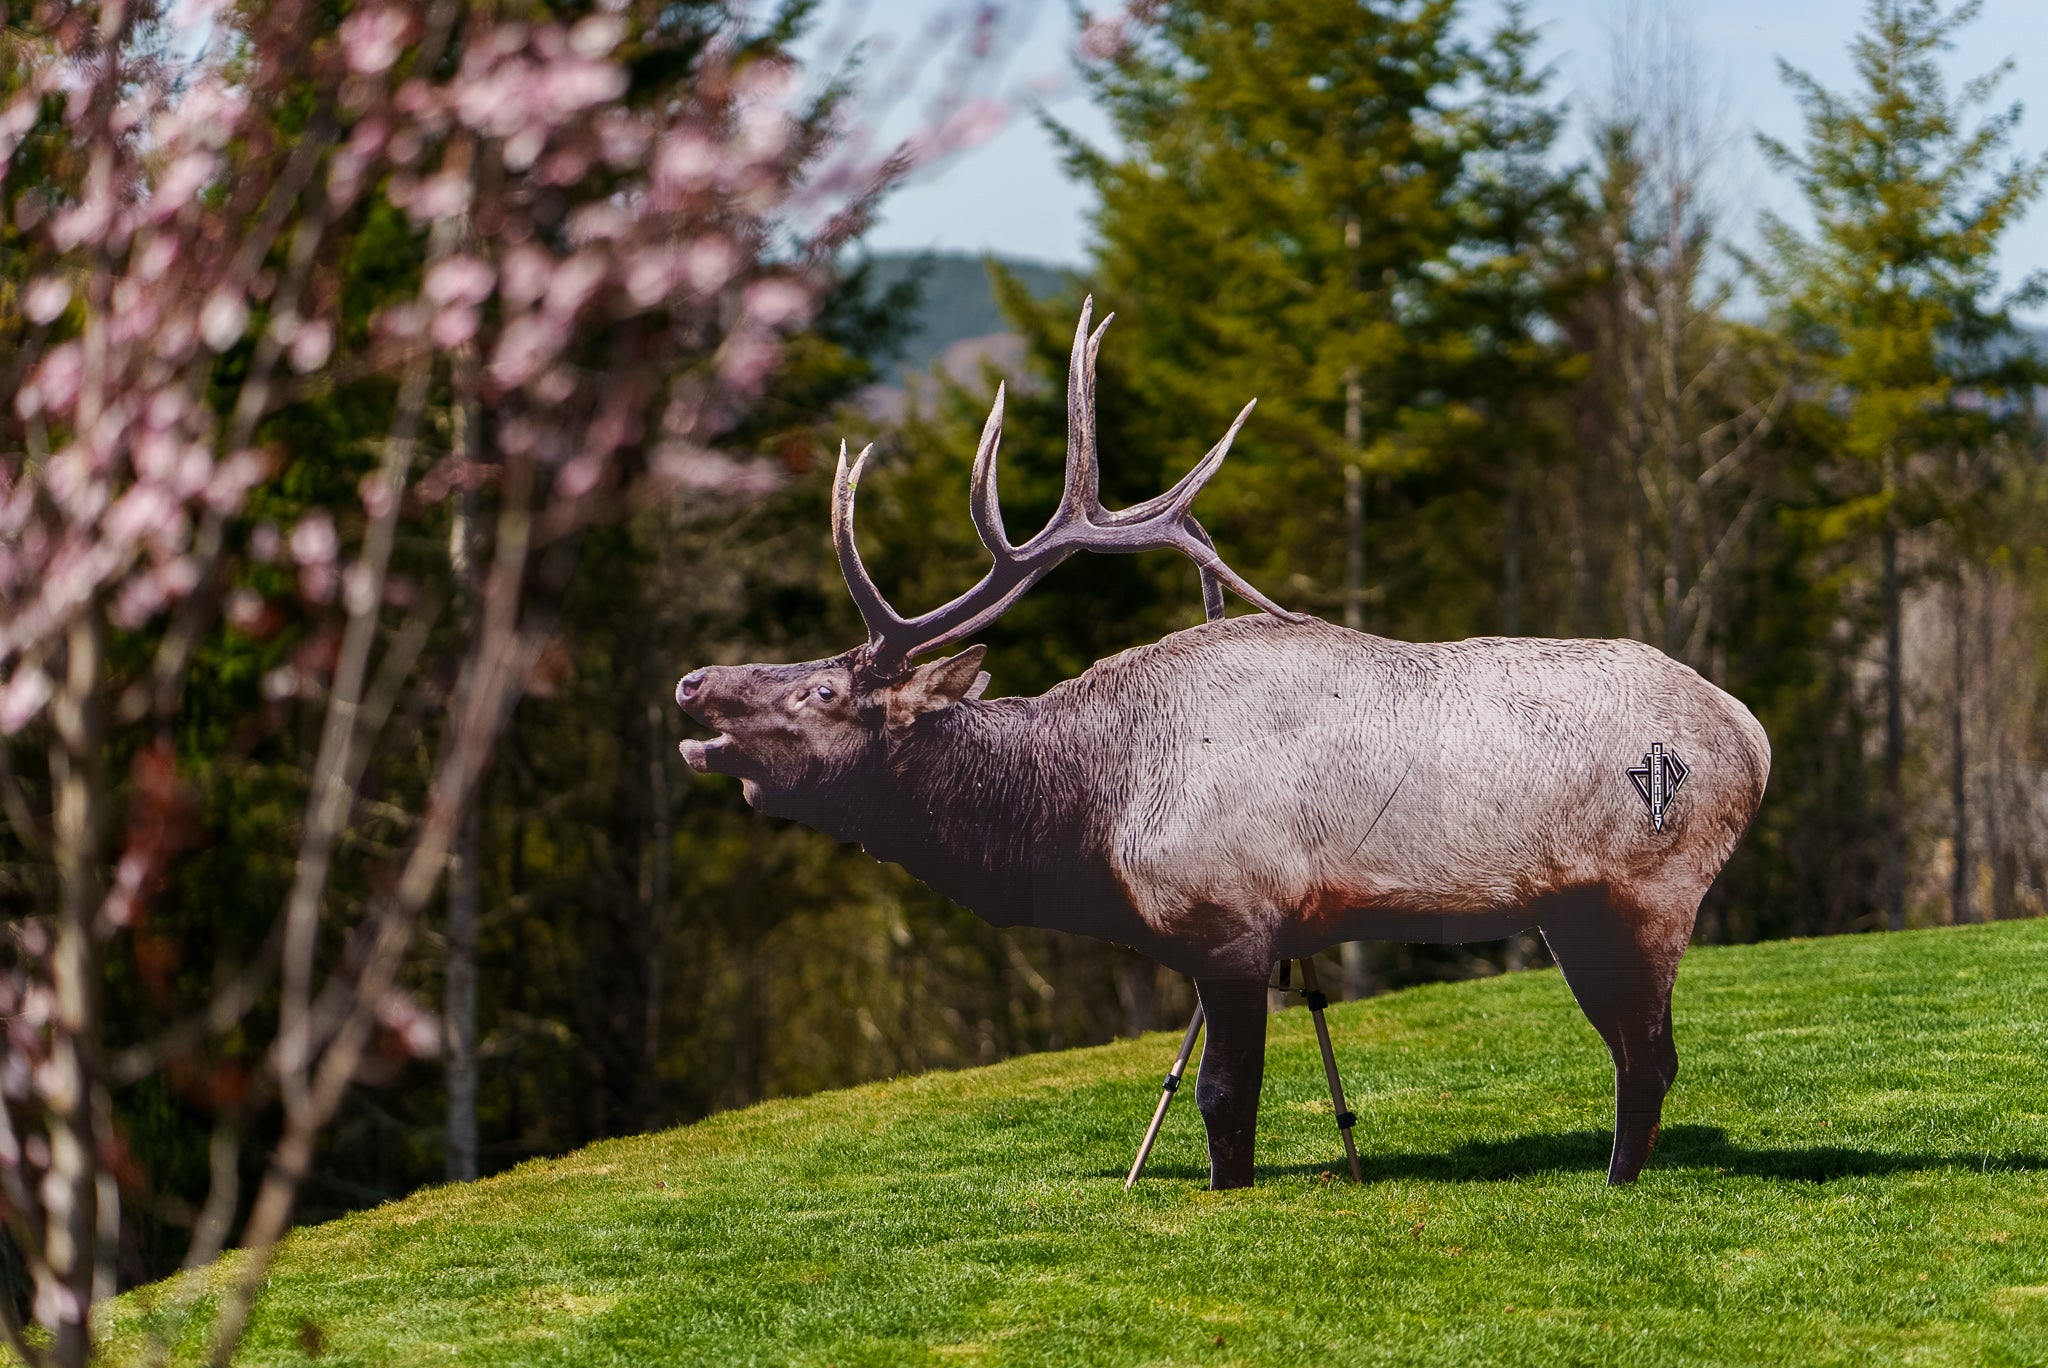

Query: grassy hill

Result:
[105,921,2048,1366]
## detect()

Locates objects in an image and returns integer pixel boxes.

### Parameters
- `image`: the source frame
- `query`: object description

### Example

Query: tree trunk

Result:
[47,613,105,1362]
[1503,448,1523,636]
[1882,515,1905,931]
[642,701,673,1126]
[444,374,482,1182]
[444,799,479,1181]
[1950,568,1971,924]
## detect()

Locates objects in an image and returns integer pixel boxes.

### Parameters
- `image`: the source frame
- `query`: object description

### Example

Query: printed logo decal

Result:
[1628,742,1689,833]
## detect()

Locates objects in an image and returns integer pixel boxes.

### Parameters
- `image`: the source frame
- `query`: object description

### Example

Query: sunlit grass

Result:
[101,920,2048,1366]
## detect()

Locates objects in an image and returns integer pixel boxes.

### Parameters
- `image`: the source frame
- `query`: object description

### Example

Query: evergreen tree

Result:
[1039,0,1577,644]
[1755,0,2047,931]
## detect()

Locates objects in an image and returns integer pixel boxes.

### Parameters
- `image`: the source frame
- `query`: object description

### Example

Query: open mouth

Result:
[678,734,734,773]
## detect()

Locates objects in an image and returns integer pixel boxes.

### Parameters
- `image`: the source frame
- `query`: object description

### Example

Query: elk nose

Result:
[676,669,708,707]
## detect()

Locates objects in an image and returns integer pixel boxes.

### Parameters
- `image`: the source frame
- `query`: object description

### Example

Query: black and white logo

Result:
[1628,742,1689,833]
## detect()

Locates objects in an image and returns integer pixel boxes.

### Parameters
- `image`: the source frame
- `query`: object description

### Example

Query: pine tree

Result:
[1756,0,2046,931]
[1043,0,1577,644]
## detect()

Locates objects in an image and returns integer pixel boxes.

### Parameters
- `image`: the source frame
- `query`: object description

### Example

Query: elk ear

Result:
[885,646,988,730]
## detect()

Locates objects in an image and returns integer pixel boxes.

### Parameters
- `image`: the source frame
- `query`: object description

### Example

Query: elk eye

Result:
[814,684,836,702]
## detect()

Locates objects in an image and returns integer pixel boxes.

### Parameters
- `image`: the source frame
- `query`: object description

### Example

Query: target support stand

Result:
[1124,958,1364,1187]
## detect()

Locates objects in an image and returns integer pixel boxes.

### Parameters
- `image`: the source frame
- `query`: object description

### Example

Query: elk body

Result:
[677,304,1770,1190]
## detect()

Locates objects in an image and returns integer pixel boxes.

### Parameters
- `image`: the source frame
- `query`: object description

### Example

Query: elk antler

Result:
[833,298,1302,681]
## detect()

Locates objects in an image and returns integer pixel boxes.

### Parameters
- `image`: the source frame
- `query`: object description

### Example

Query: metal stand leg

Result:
[1298,958,1364,1183]
[1124,1004,1205,1189]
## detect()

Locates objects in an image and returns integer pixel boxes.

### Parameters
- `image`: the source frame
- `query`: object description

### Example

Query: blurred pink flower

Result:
[683,236,737,291]
[290,511,339,568]
[0,668,52,735]
[424,255,496,307]
[289,318,334,373]
[200,291,249,352]
[569,15,625,59]
[743,277,812,329]
[23,277,70,325]
[340,5,416,78]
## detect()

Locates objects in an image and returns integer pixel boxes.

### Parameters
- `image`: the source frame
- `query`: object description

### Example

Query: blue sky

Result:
[821,0,2048,304]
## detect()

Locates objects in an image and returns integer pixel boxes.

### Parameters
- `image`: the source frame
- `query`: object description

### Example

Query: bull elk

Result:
[675,302,1770,1190]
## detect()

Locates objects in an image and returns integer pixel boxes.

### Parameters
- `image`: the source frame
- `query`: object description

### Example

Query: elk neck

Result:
[848,694,1118,926]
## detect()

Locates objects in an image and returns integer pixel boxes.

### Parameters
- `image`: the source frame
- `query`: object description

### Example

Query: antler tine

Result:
[1103,398,1257,528]
[967,383,1011,556]
[1169,517,1306,623]
[832,441,913,650]
[1054,297,1105,523]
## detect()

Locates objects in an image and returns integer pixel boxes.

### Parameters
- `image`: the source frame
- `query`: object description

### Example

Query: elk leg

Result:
[1539,888,1691,1185]
[1191,976,1269,1190]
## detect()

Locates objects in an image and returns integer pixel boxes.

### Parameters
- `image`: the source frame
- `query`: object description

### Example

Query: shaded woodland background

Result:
[7,0,2048,1290]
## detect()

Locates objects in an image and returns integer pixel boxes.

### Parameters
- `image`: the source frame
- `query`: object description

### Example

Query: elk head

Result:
[674,299,1298,828]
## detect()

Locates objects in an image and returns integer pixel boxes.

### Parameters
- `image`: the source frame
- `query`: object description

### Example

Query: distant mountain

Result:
[856,250,1076,378]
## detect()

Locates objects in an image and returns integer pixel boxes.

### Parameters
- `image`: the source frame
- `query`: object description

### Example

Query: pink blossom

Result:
[544,253,606,318]
[208,451,272,515]
[200,290,249,351]
[499,245,553,309]
[404,170,473,223]
[655,133,721,192]
[249,522,282,563]
[565,201,626,244]
[595,111,650,167]
[340,5,416,78]
[744,277,813,330]
[260,665,300,701]
[429,306,478,348]
[375,301,431,340]
[539,59,627,118]
[359,469,398,519]
[22,343,84,420]
[424,255,497,308]
[534,366,576,407]
[683,236,737,292]
[135,431,180,483]
[226,588,266,632]
[50,197,112,253]
[23,277,70,325]
[103,486,176,548]
[173,446,214,499]
[149,151,217,221]
[376,988,441,1057]
[0,668,52,734]
[290,511,339,568]
[555,455,603,500]
[625,247,680,307]
[289,318,334,373]
[716,332,781,394]
[489,316,559,387]
[452,68,526,140]
[110,572,168,630]
[569,15,625,60]
[503,125,546,173]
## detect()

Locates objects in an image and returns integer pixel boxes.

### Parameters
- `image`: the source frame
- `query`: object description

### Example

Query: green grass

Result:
[104,921,2048,1366]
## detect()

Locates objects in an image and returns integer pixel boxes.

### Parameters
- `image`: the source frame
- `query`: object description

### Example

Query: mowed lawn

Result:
[104,921,2048,1366]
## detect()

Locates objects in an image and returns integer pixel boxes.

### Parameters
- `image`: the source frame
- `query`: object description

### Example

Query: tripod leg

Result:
[1298,958,1363,1183]
[1124,1004,1205,1190]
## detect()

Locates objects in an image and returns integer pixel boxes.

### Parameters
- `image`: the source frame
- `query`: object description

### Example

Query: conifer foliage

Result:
[1755,0,2047,932]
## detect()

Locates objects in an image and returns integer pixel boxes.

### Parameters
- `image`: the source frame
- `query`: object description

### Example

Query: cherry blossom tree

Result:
[0,0,1017,1359]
